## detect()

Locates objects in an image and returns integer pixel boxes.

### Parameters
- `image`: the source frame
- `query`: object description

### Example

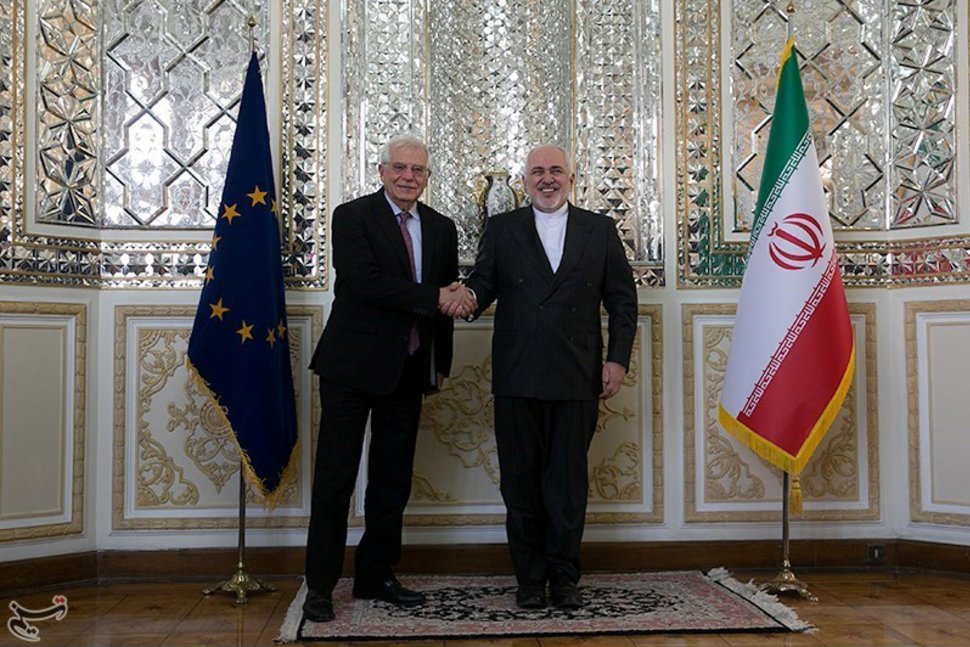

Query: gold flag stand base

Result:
[760,473,818,603]
[202,561,277,605]
[203,467,275,604]
[760,561,818,602]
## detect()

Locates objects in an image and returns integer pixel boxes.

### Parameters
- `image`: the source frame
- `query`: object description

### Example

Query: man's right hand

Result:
[438,282,476,318]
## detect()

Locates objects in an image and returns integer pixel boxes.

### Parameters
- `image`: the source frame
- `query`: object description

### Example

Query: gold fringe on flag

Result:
[185,359,300,510]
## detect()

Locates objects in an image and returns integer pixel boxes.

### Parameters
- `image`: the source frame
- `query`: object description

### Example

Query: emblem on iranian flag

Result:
[768,213,825,270]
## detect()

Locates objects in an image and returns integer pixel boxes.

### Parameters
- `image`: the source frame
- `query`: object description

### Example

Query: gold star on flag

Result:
[266,328,277,348]
[222,203,241,224]
[237,320,254,343]
[271,198,279,215]
[205,266,215,283]
[211,234,222,250]
[277,319,287,338]
[247,185,268,206]
[209,298,229,320]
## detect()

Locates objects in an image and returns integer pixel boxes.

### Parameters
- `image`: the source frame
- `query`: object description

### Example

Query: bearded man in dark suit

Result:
[303,134,474,622]
[463,144,638,610]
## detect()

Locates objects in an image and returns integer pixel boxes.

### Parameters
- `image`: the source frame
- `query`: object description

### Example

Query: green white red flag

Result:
[719,38,855,478]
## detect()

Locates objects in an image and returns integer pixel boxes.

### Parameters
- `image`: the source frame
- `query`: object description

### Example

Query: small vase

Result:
[482,171,518,218]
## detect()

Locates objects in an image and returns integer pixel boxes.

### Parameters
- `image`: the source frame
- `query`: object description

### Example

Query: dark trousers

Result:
[304,356,423,593]
[493,396,599,587]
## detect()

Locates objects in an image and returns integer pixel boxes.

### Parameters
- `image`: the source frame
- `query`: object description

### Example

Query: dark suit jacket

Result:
[464,204,637,400]
[310,190,458,394]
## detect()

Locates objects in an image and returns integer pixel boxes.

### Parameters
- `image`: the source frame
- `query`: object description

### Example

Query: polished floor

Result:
[2,570,969,646]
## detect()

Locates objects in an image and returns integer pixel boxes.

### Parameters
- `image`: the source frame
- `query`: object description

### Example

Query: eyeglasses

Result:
[386,162,430,177]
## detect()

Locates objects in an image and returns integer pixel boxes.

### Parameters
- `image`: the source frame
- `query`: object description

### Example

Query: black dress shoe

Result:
[515,585,547,609]
[550,578,582,609]
[353,575,426,607]
[302,588,335,622]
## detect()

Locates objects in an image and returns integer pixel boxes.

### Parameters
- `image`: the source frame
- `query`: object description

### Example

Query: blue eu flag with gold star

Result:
[186,53,298,505]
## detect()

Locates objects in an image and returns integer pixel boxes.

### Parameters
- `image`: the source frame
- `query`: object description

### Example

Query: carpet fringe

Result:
[275,579,307,643]
[705,568,814,633]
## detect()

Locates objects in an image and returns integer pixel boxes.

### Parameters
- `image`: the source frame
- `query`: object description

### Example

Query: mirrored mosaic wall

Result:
[343,0,665,286]
[1,0,327,287]
[678,0,968,287]
[732,0,956,232]
[100,0,272,228]
[3,0,968,288]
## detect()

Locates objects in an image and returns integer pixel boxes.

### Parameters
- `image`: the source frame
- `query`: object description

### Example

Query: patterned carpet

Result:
[276,569,812,642]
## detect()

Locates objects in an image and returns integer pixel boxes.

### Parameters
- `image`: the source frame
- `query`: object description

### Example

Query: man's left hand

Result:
[600,361,626,399]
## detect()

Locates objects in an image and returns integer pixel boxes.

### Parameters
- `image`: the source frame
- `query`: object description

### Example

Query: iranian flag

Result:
[719,38,855,476]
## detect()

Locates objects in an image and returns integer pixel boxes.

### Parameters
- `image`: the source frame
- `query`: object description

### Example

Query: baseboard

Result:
[0,551,97,594]
[2,539,967,594]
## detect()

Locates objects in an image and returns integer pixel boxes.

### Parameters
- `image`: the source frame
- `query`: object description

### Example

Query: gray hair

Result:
[380,134,431,170]
[525,144,572,175]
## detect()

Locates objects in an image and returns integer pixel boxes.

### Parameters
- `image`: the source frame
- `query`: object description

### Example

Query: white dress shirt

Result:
[533,204,569,272]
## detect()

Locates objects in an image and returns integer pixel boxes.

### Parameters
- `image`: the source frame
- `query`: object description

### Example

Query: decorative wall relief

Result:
[682,303,879,522]
[113,305,321,530]
[408,306,663,526]
[99,1,269,228]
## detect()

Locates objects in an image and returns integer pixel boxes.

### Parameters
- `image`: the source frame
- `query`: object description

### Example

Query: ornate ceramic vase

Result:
[482,171,518,218]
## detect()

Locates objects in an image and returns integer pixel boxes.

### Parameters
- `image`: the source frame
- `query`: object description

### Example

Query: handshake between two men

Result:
[438,281,476,319]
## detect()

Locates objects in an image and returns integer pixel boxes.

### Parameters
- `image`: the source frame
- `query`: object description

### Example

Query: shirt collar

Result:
[384,191,420,220]
[532,202,569,221]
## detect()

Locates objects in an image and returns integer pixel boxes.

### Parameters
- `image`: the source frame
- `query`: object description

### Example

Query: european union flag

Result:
[186,53,298,505]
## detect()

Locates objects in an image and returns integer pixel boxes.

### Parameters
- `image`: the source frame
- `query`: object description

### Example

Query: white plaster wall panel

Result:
[0,325,66,519]
[0,301,85,543]
[908,301,970,526]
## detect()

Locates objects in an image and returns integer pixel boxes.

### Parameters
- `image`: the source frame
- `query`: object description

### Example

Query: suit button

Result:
[517,277,524,283]
[571,307,577,312]
[539,305,545,310]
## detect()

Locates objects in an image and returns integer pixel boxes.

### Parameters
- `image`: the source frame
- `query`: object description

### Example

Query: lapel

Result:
[509,207,554,284]
[372,190,413,277]
[548,204,593,294]
[418,202,437,281]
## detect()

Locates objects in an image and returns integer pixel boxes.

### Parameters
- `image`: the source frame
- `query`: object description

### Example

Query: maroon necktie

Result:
[399,212,420,355]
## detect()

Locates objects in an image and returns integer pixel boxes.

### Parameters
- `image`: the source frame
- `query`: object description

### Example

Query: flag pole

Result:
[760,472,818,601]
[202,467,277,604]
[757,2,818,603]
[186,7,298,604]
